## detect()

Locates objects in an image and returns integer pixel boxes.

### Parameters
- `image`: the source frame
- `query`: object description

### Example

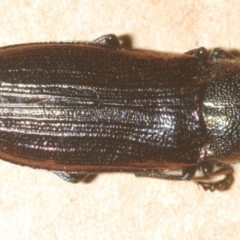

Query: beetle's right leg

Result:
[193,161,234,191]
[92,34,120,47]
[53,171,89,183]
[135,165,197,181]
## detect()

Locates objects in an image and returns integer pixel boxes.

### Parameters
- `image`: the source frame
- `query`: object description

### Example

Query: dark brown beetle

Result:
[0,34,238,191]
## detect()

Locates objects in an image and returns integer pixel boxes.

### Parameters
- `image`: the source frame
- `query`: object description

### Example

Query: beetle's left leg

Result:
[209,48,235,60]
[92,34,120,47]
[185,47,235,61]
[185,47,209,60]
[53,171,89,183]
[134,165,197,181]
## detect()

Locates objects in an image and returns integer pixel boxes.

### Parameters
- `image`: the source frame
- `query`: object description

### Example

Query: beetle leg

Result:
[199,160,214,176]
[135,166,197,181]
[181,166,197,180]
[53,171,89,183]
[135,171,182,180]
[185,47,208,60]
[185,47,234,61]
[92,34,120,47]
[193,165,234,191]
[209,48,235,60]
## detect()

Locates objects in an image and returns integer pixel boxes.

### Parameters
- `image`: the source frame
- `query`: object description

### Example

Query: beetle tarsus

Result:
[53,171,89,183]
[92,34,120,47]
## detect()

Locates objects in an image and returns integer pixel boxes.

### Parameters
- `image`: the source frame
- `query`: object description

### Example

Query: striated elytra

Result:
[0,34,238,191]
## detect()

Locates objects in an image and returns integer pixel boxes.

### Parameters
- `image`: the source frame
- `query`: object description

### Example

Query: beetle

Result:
[0,34,237,191]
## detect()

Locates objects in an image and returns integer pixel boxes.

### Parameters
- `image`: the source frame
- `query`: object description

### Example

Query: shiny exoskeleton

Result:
[0,34,238,191]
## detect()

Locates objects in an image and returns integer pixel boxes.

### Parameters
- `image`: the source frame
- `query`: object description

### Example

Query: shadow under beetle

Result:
[0,34,238,191]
